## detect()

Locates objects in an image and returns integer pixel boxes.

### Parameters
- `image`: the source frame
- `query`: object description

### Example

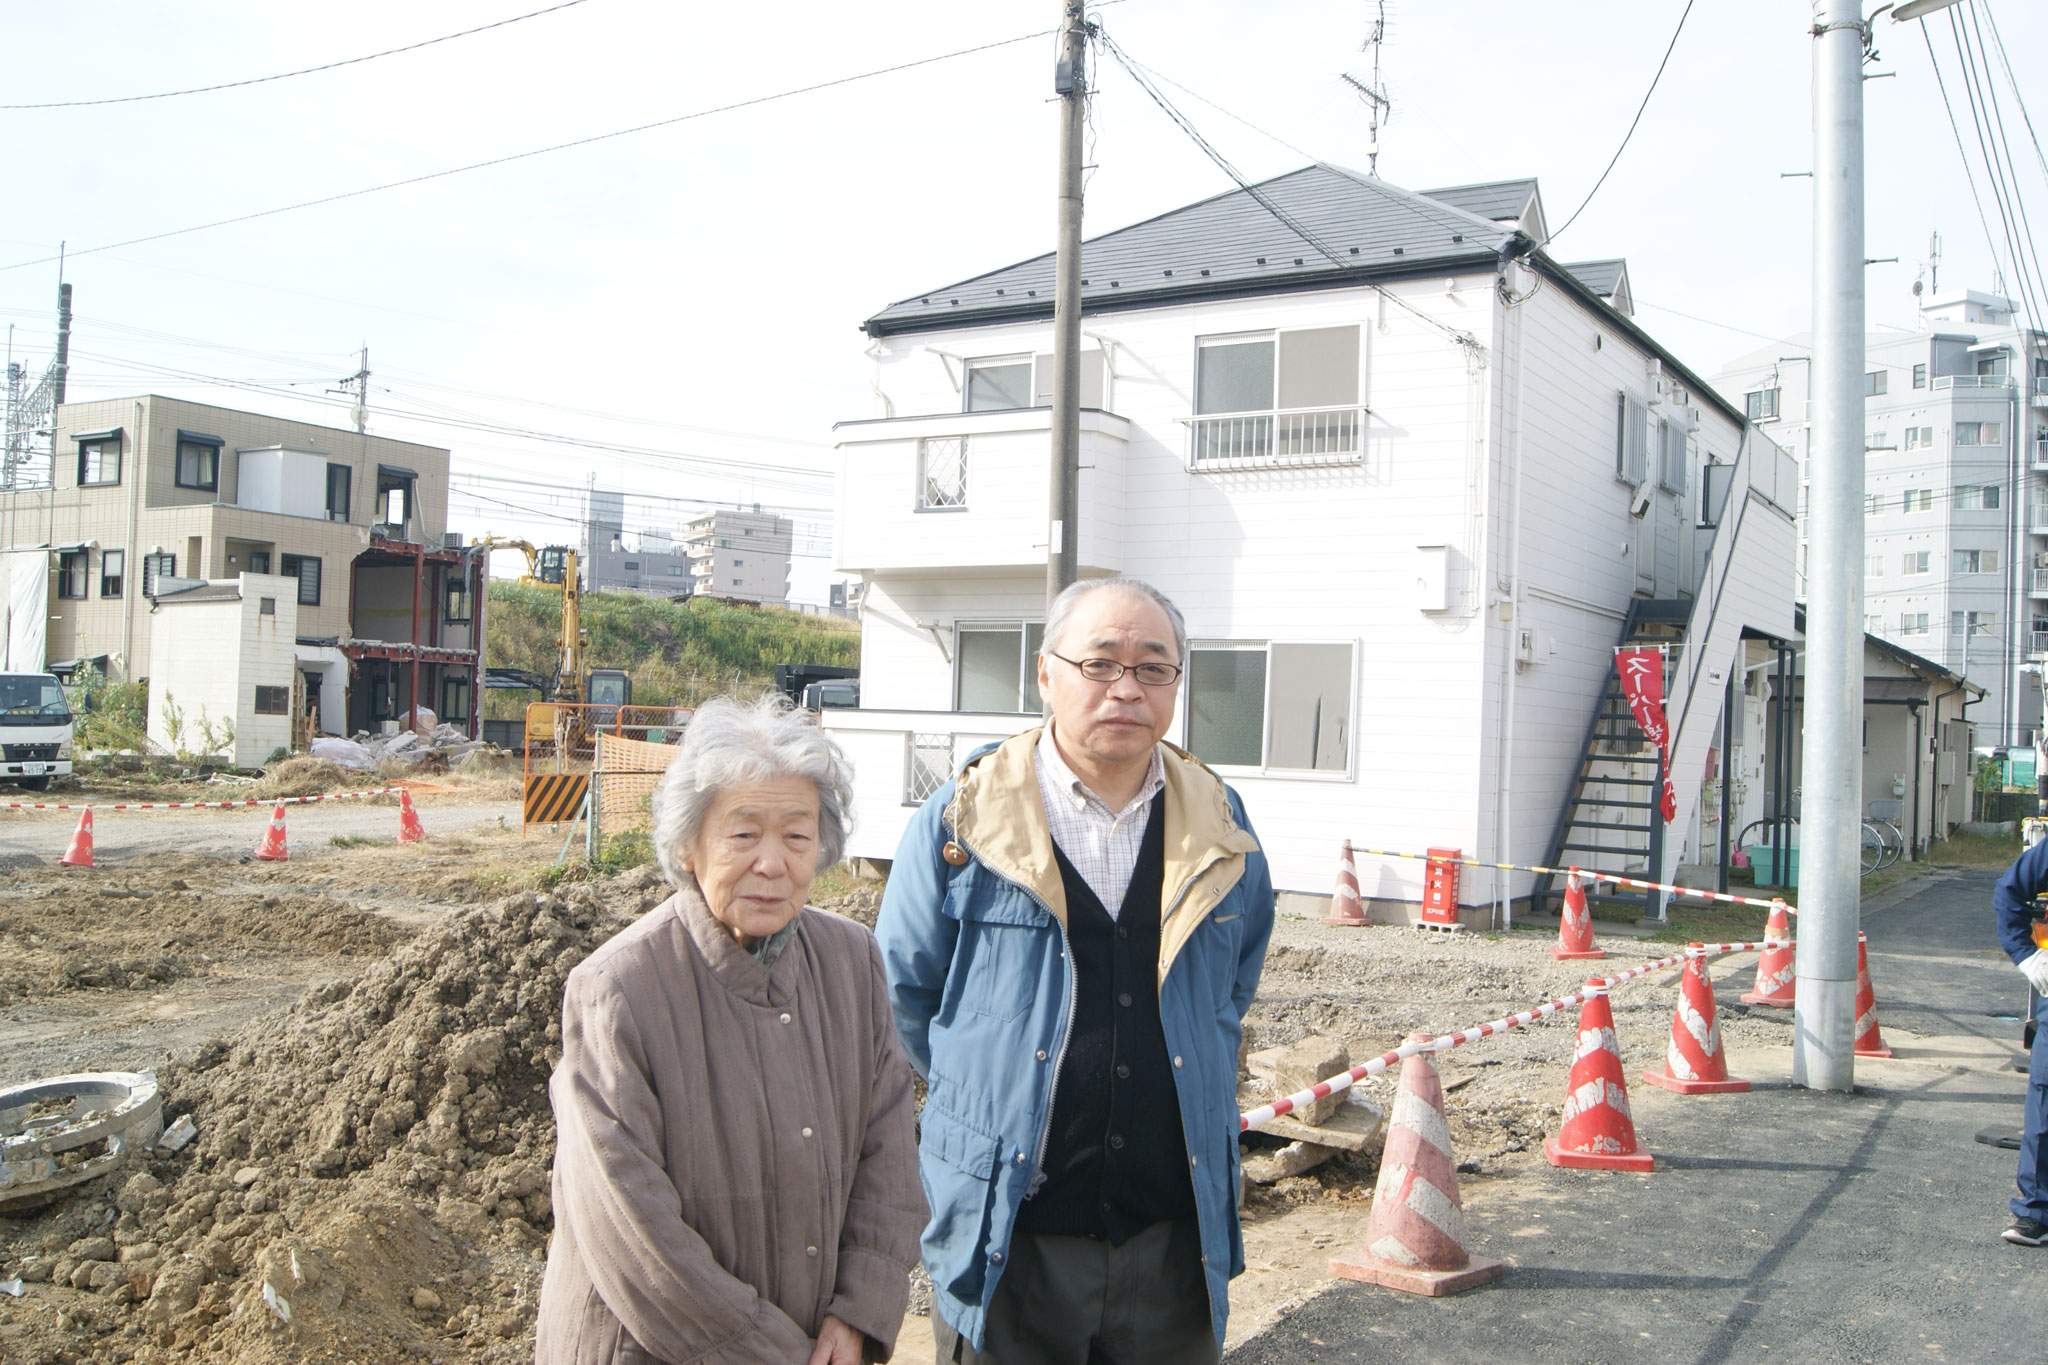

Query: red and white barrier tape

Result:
[1239,938,1783,1132]
[2,786,405,813]
[1344,843,1797,914]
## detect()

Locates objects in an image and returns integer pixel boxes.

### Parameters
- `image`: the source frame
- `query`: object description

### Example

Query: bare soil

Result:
[0,800,1800,1363]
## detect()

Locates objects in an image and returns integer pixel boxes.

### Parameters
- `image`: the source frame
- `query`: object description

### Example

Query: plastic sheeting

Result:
[1,552,48,673]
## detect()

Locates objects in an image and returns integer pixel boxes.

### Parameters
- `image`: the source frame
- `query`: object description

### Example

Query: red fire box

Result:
[1420,847,1462,925]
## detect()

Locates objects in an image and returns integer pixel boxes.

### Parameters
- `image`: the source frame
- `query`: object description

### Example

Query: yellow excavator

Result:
[473,537,585,704]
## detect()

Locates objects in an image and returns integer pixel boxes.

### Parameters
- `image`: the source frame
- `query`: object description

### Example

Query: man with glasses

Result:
[877,578,1274,1363]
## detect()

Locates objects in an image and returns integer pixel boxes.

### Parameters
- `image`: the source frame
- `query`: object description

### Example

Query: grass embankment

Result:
[484,581,859,718]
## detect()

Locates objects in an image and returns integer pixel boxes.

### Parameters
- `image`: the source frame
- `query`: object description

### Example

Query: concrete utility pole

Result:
[1046,0,1086,609]
[1795,0,1870,1092]
[52,282,71,409]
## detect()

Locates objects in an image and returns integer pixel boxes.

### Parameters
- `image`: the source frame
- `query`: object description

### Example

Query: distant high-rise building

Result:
[1715,288,2048,747]
[684,508,793,605]
[582,487,693,596]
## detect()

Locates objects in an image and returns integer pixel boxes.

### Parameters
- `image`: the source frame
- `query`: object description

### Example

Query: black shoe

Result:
[2003,1217,2048,1246]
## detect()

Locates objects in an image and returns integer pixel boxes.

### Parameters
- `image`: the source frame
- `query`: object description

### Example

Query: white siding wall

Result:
[146,573,298,767]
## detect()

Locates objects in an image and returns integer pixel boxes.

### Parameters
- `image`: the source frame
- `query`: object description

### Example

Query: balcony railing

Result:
[1182,406,1366,471]
[2032,630,2048,659]
[1934,374,2015,390]
[2036,435,2048,469]
[2032,567,2048,595]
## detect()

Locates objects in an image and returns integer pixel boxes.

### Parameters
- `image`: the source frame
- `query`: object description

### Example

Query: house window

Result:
[623,560,640,571]
[1656,419,1687,494]
[1615,391,1649,486]
[1864,494,1882,516]
[279,553,321,606]
[905,733,953,805]
[326,463,352,522]
[76,437,121,486]
[1956,421,2003,446]
[56,550,87,599]
[1954,483,2000,510]
[964,355,1033,412]
[1865,555,1884,578]
[1865,614,1882,633]
[1912,363,1928,389]
[375,465,416,531]
[1901,488,1933,512]
[248,550,270,574]
[1864,370,1887,397]
[1192,327,1362,467]
[1951,610,1997,636]
[253,685,290,715]
[1186,642,1354,773]
[99,549,124,598]
[1901,551,1930,575]
[668,564,684,576]
[1867,431,1888,451]
[1977,354,2009,377]
[1903,426,1934,451]
[444,574,473,625]
[1745,388,1780,421]
[259,597,276,616]
[919,436,968,509]
[174,431,223,491]
[440,674,472,724]
[1899,612,1930,636]
[954,622,1045,713]
[142,552,175,596]
[1953,549,2000,574]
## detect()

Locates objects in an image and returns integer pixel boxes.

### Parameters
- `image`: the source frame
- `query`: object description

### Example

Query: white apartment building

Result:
[1716,289,2048,748]
[683,508,792,604]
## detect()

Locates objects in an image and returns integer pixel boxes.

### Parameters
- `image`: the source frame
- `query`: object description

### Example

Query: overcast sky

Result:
[3,0,2043,604]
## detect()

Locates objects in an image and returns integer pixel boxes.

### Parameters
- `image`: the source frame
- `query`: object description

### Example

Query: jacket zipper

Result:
[948,825,1076,1197]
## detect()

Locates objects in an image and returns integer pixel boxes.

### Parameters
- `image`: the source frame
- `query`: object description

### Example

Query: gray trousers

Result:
[932,1219,1220,1365]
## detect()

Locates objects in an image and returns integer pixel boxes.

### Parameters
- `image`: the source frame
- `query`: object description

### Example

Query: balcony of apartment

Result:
[2031,565,2048,598]
[2032,629,2048,660]
[2035,435,2048,471]
[1176,404,1366,472]
[1933,374,2016,392]
[833,407,1128,575]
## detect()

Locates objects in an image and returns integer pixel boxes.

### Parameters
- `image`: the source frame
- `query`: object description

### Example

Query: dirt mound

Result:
[812,881,882,929]
[0,871,415,1006]
[0,863,674,1363]
[248,759,361,801]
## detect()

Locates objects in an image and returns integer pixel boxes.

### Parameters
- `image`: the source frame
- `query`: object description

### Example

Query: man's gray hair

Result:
[1040,577,1188,662]
[650,693,856,888]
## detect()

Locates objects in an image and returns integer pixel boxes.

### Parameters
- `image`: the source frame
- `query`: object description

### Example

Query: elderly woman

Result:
[536,696,926,1364]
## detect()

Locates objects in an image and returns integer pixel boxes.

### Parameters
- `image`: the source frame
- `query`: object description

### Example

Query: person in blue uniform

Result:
[1992,837,2048,1245]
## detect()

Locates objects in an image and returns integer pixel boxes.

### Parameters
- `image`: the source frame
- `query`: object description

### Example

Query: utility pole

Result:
[1046,0,1086,609]
[52,282,70,410]
[333,346,370,434]
[1795,0,1870,1092]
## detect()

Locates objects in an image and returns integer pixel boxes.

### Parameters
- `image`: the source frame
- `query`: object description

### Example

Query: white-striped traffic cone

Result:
[1329,1034,1504,1296]
[1323,840,1368,926]
[1741,900,1796,1007]
[1543,981,1654,1171]
[253,803,289,862]
[1552,866,1605,960]
[1642,946,1749,1094]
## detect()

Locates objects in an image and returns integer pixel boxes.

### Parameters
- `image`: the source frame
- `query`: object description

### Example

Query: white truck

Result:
[0,672,75,791]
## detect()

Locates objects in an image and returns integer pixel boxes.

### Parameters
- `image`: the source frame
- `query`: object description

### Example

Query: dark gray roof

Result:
[1417,178,1541,224]
[1562,259,1628,297]
[862,164,1514,337]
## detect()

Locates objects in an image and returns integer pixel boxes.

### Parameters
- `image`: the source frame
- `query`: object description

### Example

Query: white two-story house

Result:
[827,166,1799,924]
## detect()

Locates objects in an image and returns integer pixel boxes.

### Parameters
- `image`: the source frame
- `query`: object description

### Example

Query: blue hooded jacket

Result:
[875,729,1274,1350]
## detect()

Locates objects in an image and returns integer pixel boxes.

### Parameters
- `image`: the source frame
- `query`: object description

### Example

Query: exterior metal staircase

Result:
[1532,600,1689,920]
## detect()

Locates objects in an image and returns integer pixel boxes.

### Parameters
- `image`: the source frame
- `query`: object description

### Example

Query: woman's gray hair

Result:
[650,693,857,888]
[1040,577,1188,661]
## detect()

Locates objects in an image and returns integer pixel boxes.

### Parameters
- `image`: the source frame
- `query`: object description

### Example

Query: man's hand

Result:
[808,1314,866,1365]
[2021,949,2048,995]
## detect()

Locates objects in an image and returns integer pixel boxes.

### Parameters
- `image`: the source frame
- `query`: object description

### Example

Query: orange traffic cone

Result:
[1323,840,1368,926]
[397,788,425,844]
[1642,946,1749,1094]
[59,808,93,868]
[1330,1035,1504,1296]
[1853,932,1892,1059]
[1544,981,1654,1171]
[1551,866,1605,960]
[254,803,289,862]
[1741,899,1796,1007]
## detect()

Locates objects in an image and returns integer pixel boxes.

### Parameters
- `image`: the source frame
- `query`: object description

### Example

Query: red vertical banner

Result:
[1615,646,1677,822]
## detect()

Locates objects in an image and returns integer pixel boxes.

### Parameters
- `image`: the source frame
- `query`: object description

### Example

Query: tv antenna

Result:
[1339,2,1392,176]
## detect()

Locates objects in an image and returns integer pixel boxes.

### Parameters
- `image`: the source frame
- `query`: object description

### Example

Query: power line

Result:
[1958,4,2048,333]
[1547,0,1696,247]
[0,24,1060,275]
[0,2,591,110]
[1978,1,2048,191]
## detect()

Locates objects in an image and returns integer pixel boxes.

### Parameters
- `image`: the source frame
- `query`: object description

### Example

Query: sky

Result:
[3,0,2044,605]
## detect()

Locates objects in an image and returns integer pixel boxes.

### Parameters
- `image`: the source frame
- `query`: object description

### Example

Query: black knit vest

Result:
[1015,794,1197,1243]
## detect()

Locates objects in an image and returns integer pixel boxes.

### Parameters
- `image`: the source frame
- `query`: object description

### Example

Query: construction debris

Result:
[0,1072,164,1212]
[309,724,487,771]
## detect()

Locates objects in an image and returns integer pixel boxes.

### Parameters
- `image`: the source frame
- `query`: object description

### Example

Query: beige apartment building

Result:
[0,395,483,740]
[683,507,792,604]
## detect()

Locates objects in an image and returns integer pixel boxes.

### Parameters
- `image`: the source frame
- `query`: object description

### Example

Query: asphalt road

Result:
[1228,868,2036,1365]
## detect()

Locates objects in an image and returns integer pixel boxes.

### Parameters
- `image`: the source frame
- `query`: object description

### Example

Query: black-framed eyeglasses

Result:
[1047,651,1184,686]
